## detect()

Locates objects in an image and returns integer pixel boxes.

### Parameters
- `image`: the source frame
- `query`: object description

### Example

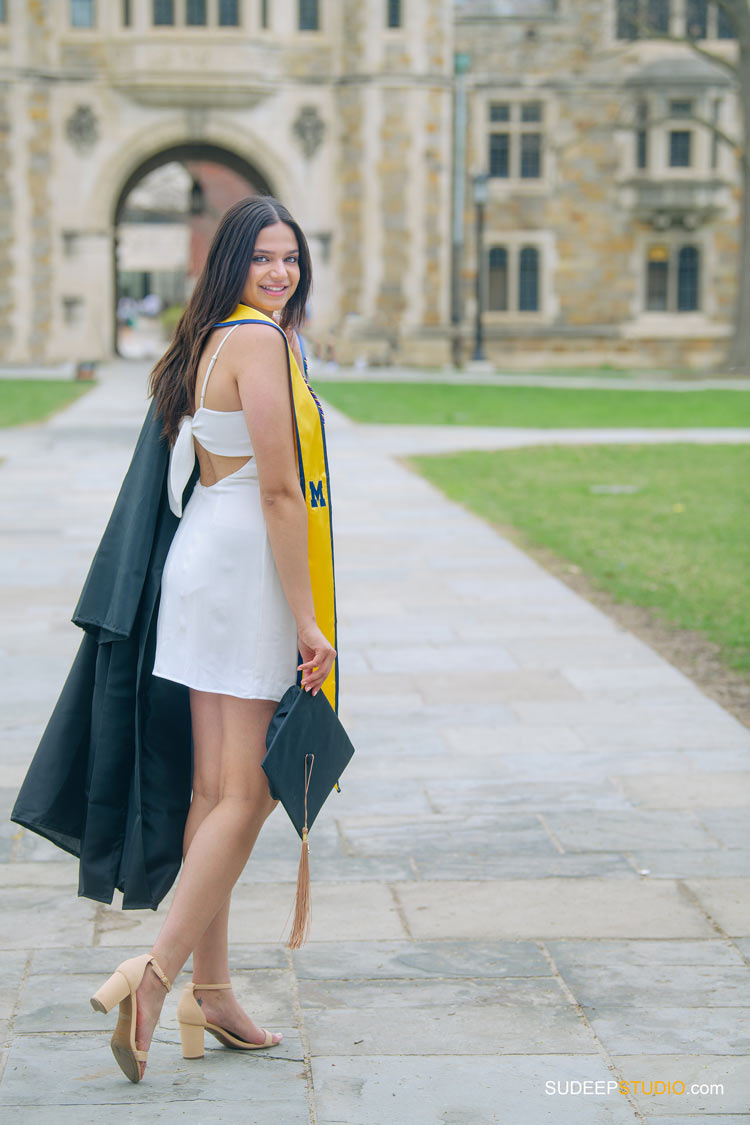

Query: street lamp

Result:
[472,173,488,361]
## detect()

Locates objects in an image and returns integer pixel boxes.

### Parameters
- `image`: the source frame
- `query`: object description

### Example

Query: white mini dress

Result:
[152,325,298,701]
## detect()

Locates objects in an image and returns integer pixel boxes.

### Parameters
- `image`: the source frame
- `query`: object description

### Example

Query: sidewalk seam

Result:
[285,947,318,1125]
[0,951,32,1083]
[538,940,648,1124]
[389,884,414,939]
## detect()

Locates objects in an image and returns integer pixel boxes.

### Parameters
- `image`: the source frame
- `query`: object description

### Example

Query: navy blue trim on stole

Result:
[319,403,339,713]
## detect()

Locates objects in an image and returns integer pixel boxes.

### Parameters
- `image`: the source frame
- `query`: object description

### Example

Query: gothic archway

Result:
[112,143,275,357]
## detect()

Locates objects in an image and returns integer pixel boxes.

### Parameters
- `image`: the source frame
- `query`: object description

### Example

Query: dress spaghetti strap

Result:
[198,324,240,409]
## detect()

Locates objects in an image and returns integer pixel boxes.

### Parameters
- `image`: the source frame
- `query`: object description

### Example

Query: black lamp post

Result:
[472,173,488,362]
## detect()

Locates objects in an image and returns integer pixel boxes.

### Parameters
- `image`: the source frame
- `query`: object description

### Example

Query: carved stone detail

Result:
[65,105,99,153]
[292,106,326,160]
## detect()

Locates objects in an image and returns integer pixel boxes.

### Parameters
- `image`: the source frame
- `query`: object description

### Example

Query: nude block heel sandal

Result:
[90,953,171,1083]
[177,982,280,1058]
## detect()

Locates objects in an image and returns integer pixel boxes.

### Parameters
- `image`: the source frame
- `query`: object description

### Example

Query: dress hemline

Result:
[151,667,290,703]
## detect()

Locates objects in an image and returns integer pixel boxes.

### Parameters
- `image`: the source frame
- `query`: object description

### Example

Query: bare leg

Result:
[183,691,232,986]
[133,691,281,1073]
[183,692,279,1044]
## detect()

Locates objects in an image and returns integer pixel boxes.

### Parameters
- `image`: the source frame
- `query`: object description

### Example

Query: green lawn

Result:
[0,379,93,428]
[316,381,750,428]
[411,443,750,675]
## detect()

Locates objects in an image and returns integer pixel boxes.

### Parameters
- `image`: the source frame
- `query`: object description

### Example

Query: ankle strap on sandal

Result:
[148,956,172,993]
[191,981,231,990]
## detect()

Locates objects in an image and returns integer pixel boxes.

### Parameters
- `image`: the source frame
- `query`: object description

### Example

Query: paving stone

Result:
[14,968,294,1034]
[0,890,96,949]
[685,879,750,937]
[423,777,631,813]
[416,669,583,705]
[313,1055,641,1124]
[313,772,434,817]
[644,1118,750,1124]
[342,689,425,714]
[513,700,748,734]
[498,749,700,778]
[587,1007,750,1055]
[455,615,622,640]
[505,634,665,669]
[626,851,750,879]
[0,953,27,1021]
[293,939,552,980]
[0,861,84,888]
[562,665,698,702]
[305,999,593,1056]
[0,1032,309,1112]
[442,724,586,755]
[615,774,750,809]
[549,960,750,1008]
[412,852,636,881]
[299,975,567,1011]
[351,751,511,781]
[395,880,715,940]
[95,881,407,946]
[572,720,750,753]
[611,1054,750,1116]
[545,938,746,968]
[0,1103,301,1123]
[11,829,77,863]
[542,811,719,852]
[337,813,559,862]
[368,642,519,674]
[338,616,458,644]
[235,854,417,884]
[694,809,750,849]
[731,938,750,961]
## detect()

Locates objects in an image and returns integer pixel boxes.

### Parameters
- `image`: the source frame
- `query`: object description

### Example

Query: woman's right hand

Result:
[297,621,336,696]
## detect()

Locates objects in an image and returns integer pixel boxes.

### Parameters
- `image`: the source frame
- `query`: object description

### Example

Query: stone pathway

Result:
[0,360,748,1123]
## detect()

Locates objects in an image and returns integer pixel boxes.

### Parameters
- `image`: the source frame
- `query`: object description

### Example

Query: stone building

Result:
[0,0,742,369]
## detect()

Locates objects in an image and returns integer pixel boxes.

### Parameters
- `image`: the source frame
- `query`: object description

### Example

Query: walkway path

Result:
[0,361,748,1123]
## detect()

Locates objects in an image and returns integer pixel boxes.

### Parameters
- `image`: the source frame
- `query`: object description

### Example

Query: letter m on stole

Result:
[309,479,326,508]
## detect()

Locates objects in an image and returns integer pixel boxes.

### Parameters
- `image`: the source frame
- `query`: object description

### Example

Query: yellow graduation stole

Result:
[215,304,338,712]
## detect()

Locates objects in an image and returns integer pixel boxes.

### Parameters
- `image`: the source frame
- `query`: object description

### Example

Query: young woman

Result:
[89,196,336,1082]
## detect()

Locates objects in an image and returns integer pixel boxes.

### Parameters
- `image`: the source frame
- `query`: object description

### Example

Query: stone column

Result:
[26,86,54,362]
[375,87,410,335]
[25,0,54,362]
[335,1,366,320]
[422,0,451,329]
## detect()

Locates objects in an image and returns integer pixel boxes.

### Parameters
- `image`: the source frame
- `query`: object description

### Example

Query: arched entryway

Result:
[112,143,275,357]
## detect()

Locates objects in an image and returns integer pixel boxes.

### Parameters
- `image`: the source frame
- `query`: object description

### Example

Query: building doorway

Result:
[113,143,272,357]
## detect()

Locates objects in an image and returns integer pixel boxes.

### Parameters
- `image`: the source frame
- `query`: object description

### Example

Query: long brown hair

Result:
[149,195,312,445]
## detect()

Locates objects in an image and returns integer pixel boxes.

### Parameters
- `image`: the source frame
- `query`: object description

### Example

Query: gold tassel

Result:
[287,754,314,950]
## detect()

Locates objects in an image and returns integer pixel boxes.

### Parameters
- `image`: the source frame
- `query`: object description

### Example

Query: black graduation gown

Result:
[10,401,196,909]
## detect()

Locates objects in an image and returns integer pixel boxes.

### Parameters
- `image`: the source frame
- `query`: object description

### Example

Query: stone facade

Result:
[456,0,741,368]
[0,0,742,369]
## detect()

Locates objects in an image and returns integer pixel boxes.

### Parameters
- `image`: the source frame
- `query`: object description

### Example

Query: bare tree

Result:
[620,0,750,372]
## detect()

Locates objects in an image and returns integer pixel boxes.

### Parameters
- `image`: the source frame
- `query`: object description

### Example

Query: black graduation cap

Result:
[262,684,355,947]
